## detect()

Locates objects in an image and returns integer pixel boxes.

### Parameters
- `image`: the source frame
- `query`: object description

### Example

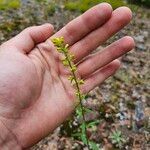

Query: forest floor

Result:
[0,1,149,150]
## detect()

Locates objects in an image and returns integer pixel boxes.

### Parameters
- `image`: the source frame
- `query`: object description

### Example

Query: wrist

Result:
[0,120,22,150]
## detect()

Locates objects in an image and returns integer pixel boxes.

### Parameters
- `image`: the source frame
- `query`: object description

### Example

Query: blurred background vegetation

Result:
[0,0,150,11]
[0,0,149,149]
[0,0,20,10]
[64,0,126,12]
[0,0,149,39]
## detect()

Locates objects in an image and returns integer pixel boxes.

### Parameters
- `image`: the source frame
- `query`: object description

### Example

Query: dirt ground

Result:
[0,1,149,150]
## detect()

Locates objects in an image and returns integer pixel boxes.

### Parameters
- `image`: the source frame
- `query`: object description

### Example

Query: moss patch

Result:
[65,0,126,12]
[0,0,20,10]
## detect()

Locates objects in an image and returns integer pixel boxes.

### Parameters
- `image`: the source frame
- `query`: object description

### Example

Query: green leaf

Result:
[72,132,82,138]
[84,107,93,113]
[81,123,86,133]
[81,134,88,145]
[89,141,99,150]
[87,120,100,128]
[117,131,122,136]
[76,106,82,117]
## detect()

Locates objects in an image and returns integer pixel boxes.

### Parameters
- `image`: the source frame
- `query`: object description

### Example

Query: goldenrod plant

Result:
[51,37,91,149]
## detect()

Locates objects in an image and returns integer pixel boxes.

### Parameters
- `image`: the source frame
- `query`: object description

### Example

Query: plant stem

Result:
[51,37,90,149]
[64,52,90,149]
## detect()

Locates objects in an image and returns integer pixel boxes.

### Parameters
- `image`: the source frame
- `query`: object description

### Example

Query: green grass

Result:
[128,0,150,7]
[0,0,20,10]
[65,0,126,12]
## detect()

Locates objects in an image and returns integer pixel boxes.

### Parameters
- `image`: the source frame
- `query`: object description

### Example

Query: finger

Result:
[3,24,54,53]
[51,3,112,45]
[82,59,121,93]
[70,7,133,62]
[78,36,135,78]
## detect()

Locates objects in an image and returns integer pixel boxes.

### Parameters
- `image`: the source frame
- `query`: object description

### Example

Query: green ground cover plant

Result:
[128,0,150,7]
[0,0,20,10]
[65,0,126,12]
[109,130,126,148]
[51,37,100,149]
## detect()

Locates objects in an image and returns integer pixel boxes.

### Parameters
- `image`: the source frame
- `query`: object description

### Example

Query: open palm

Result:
[0,3,134,149]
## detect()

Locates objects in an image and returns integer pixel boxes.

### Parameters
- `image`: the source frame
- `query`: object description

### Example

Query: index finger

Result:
[51,3,112,46]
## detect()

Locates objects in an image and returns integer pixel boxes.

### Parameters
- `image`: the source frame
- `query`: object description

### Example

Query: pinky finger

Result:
[81,59,121,93]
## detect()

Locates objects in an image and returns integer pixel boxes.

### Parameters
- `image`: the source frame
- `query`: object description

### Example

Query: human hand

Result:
[0,3,134,149]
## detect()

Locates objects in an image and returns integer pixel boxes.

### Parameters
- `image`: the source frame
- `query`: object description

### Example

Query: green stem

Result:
[51,37,90,149]
[64,52,90,149]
